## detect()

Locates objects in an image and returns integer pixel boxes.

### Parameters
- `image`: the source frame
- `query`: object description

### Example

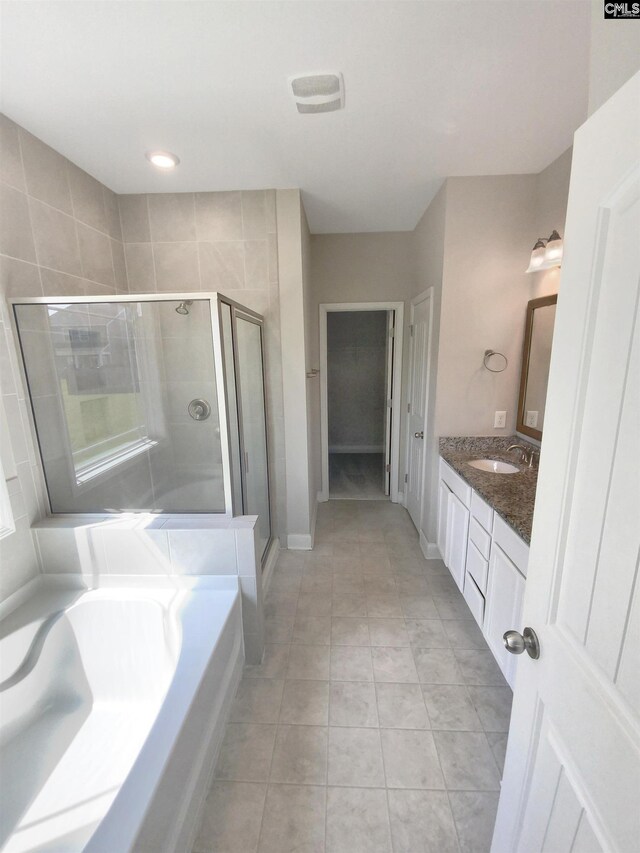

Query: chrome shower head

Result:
[175,300,193,315]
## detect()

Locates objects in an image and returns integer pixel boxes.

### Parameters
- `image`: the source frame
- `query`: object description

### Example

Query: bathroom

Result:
[0,2,638,852]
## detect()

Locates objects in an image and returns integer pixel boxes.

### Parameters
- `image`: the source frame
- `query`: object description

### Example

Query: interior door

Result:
[492,73,640,852]
[382,310,395,495]
[406,292,431,529]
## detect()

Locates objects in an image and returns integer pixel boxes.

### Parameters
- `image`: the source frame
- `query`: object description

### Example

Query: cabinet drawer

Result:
[469,517,491,560]
[471,491,493,532]
[466,538,489,594]
[492,514,530,577]
[439,459,472,507]
[463,572,485,628]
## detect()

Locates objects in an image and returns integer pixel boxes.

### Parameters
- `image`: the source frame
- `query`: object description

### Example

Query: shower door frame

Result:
[220,296,273,559]
[8,292,269,527]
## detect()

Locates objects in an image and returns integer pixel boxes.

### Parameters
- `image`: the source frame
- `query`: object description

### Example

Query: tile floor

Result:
[193,500,512,853]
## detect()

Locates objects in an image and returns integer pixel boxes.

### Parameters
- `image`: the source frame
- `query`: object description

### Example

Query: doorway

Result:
[319,302,404,502]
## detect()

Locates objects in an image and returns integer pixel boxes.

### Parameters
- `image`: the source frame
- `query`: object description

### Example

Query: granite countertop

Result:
[439,436,539,544]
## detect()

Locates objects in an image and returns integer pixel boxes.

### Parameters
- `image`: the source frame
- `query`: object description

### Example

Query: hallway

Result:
[194,500,512,853]
[329,453,387,500]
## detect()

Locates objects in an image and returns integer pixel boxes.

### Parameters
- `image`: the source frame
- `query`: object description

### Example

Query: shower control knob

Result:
[414,431,424,439]
[188,399,211,421]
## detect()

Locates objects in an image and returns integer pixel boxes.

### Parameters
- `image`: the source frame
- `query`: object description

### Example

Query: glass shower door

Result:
[234,311,271,559]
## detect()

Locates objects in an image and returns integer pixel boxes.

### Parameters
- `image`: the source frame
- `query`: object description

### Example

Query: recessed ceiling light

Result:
[145,150,180,169]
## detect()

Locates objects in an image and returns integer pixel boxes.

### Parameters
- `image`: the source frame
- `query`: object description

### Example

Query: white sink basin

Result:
[467,459,520,474]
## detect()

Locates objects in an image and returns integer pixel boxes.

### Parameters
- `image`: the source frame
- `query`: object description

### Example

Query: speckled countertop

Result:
[439,436,539,544]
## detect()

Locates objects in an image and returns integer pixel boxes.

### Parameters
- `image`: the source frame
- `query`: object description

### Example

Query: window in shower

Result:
[14,299,225,513]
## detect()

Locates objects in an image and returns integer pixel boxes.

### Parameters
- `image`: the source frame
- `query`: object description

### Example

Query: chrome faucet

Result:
[507,444,539,468]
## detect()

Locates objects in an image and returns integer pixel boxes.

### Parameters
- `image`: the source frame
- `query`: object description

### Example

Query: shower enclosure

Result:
[11,293,272,559]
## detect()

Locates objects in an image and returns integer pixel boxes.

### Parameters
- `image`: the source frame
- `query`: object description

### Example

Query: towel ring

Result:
[483,350,508,373]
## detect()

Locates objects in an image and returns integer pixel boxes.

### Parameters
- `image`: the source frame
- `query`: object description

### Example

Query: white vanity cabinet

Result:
[438,458,529,688]
[437,461,471,592]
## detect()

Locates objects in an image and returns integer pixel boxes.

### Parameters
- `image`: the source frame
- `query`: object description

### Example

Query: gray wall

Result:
[327,311,387,452]
[309,231,417,500]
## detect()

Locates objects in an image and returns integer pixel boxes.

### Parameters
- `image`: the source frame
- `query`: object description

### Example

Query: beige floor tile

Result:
[372,646,419,683]
[230,678,284,723]
[330,645,374,682]
[466,685,513,731]
[215,723,277,782]
[366,592,403,617]
[443,619,488,649]
[279,679,329,725]
[194,780,266,853]
[449,791,500,853]
[329,680,379,727]
[486,731,509,774]
[292,615,332,645]
[433,730,502,790]
[387,789,459,853]
[375,682,430,729]
[286,644,330,679]
[433,595,474,621]
[269,725,328,784]
[328,726,385,787]
[297,591,332,616]
[422,684,483,731]
[331,616,371,645]
[326,787,392,853]
[331,593,367,616]
[258,784,325,853]
[400,594,439,619]
[405,618,450,648]
[244,644,290,679]
[380,728,445,789]
[368,617,410,647]
[454,650,508,686]
[413,648,465,684]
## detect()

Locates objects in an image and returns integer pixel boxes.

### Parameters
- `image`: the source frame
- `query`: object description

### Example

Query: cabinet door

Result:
[445,491,469,592]
[485,543,525,688]
[437,479,451,561]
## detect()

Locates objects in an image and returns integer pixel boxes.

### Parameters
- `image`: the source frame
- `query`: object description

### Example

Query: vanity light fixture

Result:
[145,150,180,170]
[525,230,563,273]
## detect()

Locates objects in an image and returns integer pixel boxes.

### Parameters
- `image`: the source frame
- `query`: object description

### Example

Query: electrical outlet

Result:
[525,410,539,428]
[494,410,507,429]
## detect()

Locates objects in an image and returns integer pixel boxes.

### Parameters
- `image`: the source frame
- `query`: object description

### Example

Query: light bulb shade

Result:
[543,230,563,266]
[525,238,547,273]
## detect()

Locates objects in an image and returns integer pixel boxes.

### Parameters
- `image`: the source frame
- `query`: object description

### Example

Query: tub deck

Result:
[0,577,242,853]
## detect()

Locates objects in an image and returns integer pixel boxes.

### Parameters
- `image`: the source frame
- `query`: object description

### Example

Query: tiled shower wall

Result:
[117,190,286,548]
[0,113,127,600]
[0,113,286,601]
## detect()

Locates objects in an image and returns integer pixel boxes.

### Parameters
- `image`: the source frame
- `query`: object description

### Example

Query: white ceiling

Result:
[0,1,590,233]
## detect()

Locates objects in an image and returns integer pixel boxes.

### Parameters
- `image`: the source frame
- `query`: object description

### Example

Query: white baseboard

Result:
[287,533,314,550]
[419,531,441,560]
[396,491,405,505]
[261,537,280,597]
[309,499,317,549]
[317,490,328,503]
[329,445,384,454]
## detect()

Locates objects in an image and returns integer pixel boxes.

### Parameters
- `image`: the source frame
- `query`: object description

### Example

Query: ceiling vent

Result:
[290,73,344,114]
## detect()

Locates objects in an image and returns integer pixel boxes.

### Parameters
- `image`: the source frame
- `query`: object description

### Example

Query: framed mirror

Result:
[517,294,558,441]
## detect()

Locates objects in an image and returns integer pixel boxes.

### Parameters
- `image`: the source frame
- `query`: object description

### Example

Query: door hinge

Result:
[407,403,411,413]
[404,473,408,483]
[387,398,393,408]
[385,464,391,473]
[389,327,395,338]
[409,324,414,337]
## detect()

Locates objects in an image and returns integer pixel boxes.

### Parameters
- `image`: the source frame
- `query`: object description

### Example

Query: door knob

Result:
[414,431,424,439]
[503,627,540,660]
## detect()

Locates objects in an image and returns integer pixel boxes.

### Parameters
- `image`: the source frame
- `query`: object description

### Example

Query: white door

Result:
[405,291,432,529]
[382,310,395,496]
[492,73,640,853]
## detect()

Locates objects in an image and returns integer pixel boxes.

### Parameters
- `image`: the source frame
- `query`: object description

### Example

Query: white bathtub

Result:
[0,576,243,853]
